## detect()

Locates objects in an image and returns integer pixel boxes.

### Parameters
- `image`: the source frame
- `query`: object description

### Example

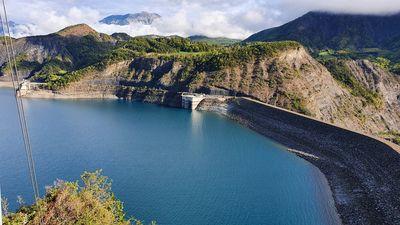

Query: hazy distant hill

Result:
[246,11,400,51]
[188,35,241,46]
[99,12,161,25]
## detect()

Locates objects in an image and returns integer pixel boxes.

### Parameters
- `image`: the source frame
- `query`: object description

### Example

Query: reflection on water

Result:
[190,110,204,136]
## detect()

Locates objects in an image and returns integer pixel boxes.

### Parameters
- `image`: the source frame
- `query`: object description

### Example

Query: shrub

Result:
[373,57,391,70]
[3,170,156,225]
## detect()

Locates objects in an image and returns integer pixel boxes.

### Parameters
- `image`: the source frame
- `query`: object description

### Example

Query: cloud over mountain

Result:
[4,0,400,38]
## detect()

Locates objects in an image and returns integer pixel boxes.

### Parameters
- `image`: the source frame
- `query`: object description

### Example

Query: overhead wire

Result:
[0,0,40,201]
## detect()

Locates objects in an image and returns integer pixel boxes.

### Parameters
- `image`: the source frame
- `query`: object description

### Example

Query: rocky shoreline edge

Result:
[5,85,400,225]
[197,97,400,225]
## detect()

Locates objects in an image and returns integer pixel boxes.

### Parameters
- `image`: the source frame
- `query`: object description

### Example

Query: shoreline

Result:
[22,89,118,100]
[199,98,400,225]
[0,81,14,88]
[3,87,400,225]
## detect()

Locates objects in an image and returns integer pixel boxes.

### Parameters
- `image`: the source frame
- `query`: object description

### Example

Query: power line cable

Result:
[0,0,40,201]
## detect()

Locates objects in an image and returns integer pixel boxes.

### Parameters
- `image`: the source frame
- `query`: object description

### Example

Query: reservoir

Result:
[0,88,340,225]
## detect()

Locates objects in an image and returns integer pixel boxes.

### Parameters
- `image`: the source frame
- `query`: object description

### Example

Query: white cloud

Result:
[3,0,400,38]
[278,0,400,15]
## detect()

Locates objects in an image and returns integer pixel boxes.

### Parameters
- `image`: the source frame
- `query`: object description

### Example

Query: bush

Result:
[373,57,391,70]
[3,170,156,225]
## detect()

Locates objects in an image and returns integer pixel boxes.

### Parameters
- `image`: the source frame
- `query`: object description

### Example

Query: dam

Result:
[181,93,205,110]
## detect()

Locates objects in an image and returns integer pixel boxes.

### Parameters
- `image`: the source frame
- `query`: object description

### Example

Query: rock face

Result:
[1,27,399,139]
[81,47,398,136]
[99,12,161,25]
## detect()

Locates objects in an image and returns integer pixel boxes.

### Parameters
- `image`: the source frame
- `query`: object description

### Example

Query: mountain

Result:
[111,32,132,41]
[245,11,400,51]
[0,24,115,81]
[0,24,399,142]
[188,35,241,46]
[56,24,101,38]
[99,12,161,25]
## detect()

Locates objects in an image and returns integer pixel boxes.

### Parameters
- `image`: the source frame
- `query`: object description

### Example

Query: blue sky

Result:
[5,0,400,38]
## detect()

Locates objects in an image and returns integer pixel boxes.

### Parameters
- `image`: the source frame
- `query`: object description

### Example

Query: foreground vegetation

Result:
[2,170,155,225]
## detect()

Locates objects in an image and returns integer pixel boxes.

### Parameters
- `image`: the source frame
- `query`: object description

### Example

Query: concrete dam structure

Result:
[181,93,206,110]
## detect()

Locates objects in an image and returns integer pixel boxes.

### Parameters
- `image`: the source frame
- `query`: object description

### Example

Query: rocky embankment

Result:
[113,47,400,136]
[198,97,400,225]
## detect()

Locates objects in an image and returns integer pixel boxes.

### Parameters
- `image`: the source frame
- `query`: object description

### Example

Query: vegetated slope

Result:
[2,170,154,225]
[245,11,400,51]
[0,24,115,81]
[113,42,399,135]
[188,35,241,46]
[0,24,399,140]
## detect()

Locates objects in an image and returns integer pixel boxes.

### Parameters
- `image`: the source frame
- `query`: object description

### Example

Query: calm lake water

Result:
[0,88,340,225]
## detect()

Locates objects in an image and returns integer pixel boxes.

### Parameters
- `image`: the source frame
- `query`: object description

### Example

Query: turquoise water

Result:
[0,88,340,225]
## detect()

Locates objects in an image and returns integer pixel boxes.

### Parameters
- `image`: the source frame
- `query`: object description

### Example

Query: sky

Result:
[4,0,400,39]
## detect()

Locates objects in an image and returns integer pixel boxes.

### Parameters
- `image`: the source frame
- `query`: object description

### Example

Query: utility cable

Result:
[0,0,40,201]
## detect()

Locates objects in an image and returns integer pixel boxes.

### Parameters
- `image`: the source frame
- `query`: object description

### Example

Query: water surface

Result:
[0,88,340,225]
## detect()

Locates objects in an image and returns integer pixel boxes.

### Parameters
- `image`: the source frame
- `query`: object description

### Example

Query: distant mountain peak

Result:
[56,24,99,37]
[99,12,161,25]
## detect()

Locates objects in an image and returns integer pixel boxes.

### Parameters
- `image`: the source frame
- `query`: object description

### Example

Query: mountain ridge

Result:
[0,23,399,143]
[99,11,161,25]
[245,11,400,51]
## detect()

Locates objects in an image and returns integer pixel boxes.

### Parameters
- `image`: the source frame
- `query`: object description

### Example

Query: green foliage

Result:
[0,54,41,75]
[316,48,400,73]
[46,65,97,90]
[391,63,400,75]
[158,41,301,72]
[188,36,241,46]
[284,93,312,116]
[3,170,155,225]
[30,59,70,82]
[117,36,216,54]
[320,58,383,108]
[37,37,300,89]
[65,35,112,68]
[373,57,391,70]
[318,49,335,57]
